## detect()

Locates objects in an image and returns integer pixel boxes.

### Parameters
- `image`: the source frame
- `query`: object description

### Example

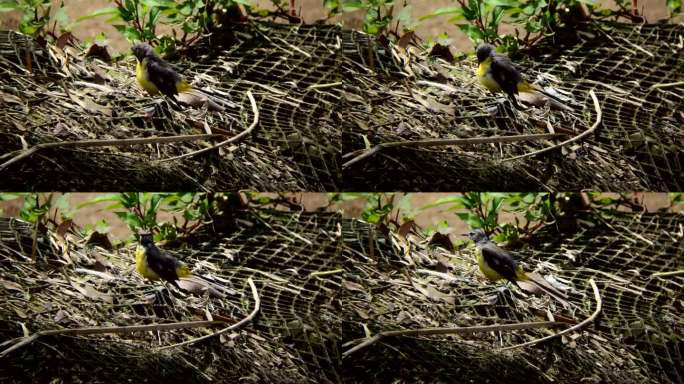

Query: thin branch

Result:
[156,90,259,163]
[650,270,684,278]
[342,133,564,169]
[500,89,602,162]
[0,134,222,171]
[0,319,223,358]
[342,320,565,358]
[499,278,601,351]
[155,277,260,350]
[649,81,684,89]
[0,278,260,357]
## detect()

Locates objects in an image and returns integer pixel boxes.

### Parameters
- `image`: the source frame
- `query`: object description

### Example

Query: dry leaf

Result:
[0,279,23,292]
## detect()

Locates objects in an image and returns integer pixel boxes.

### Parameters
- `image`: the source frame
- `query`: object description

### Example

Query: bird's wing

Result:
[490,55,523,96]
[480,242,519,284]
[146,246,181,282]
[146,59,182,97]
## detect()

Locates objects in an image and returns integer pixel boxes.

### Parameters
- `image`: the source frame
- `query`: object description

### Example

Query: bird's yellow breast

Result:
[135,245,160,281]
[476,248,505,281]
[477,58,501,93]
[136,58,160,96]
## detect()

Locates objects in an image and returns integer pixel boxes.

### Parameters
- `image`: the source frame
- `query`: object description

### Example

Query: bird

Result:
[135,233,232,298]
[465,228,572,305]
[131,43,228,112]
[475,43,573,111]
[131,43,192,100]
[135,232,191,289]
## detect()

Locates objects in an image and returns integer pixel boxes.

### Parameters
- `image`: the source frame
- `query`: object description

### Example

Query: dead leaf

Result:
[54,309,67,323]
[342,280,365,293]
[55,32,74,50]
[354,307,369,320]
[414,283,455,304]
[0,279,23,292]
[428,44,453,62]
[70,281,113,303]
[56,219,73,238]
[397,220,415,238]
[397,31,415,49]
[428,232,453,252]
[85,42,111,62]
[177,90,226,112]
[87,231,112,250]
[0,91,22,105]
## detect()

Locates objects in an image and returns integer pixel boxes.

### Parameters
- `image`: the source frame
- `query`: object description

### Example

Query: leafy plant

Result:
[423,0,594,52]
[422,192,560,243]
[328,192,413,226]
[18,193,52,224]
[0,0,74,38]
[86,0,253,54]
[325,0,396,36]
[79,192,228,242]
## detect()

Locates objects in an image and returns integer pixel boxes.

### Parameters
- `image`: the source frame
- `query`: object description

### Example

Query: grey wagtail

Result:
[476,43,572,111]
[136,233,191,289]
[466,229,572,305]
[132,43,191,100]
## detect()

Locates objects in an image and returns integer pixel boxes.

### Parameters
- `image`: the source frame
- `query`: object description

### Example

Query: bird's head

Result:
[465,228,489,243]
[475,43,495,63]
[139,232,154,247]
[131,43,155,62]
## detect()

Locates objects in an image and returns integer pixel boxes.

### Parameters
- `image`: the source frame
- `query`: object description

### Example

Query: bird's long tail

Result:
[517,270,580,310]
[178,275,236,298]
[177,88,237,112]
[518,81,575,112]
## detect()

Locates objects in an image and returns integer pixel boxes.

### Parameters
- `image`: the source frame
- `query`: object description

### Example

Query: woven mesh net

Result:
[0,209,682,383]
[0,23,341,190]
[2,22,682,190]
[342,22,683,190]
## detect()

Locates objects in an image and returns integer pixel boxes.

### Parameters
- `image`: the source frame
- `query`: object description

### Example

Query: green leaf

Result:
[420,195,464,210]
[420,6,462,20]
[485,0,517,6]
[0,193,23,201]
[54,6,69,28]
[77,6,120,22]
[341,0,366,11]
[0,1,20,12]
[115,211,143,229]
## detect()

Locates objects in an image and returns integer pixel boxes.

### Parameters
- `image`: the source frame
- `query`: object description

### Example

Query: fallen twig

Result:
[499,278,601,351]
[156,277,260,350]
[0,134,222,171]
[0,277,260,357]
[341,320,565,358]
[500,90,602,162]
[156,90,260,163]
[342,133,564,169]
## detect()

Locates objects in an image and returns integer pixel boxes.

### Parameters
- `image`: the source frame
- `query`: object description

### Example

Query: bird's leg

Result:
[160,281,182,306]
[507,94,527,111]
[166,95,184,111]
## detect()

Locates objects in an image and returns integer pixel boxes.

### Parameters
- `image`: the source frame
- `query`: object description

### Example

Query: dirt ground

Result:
[0,0,670,54]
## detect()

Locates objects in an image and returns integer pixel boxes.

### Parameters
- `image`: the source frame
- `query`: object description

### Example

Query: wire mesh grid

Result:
[0,212,348,383]
[338,211,683,383]
[528,23,684,190]
[341,22,682,191]
[528,212,684,383]
[0,23,342,190]
[0,210,682,382]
